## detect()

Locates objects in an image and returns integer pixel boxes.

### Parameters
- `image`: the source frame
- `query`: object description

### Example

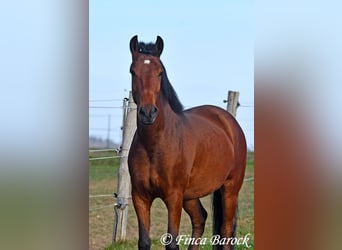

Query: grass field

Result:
[89,151,254,250]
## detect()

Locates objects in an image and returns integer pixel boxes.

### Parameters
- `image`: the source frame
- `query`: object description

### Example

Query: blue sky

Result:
[90,1,254,148]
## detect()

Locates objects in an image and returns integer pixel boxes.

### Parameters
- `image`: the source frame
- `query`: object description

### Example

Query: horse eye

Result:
[130,70,136,76]
[158,72,163,77]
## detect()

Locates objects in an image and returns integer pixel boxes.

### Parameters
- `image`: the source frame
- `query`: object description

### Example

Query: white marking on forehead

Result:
[144,59,150,64]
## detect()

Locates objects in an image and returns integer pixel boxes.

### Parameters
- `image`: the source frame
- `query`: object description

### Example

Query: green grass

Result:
[89,150,120,181]
[90,151,254,250]
[106,243,253,250]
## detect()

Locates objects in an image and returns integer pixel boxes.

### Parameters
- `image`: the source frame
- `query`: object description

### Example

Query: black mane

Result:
[138,42,184,114]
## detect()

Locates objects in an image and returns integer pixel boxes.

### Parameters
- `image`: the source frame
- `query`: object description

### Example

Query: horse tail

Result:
[212,189,223,237]
[213,190,239,250]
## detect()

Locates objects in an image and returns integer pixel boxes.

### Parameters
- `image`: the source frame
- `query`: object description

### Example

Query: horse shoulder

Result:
[128,138,150,182]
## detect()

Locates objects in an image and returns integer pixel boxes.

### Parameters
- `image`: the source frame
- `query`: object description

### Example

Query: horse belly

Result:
[183,139,234,200]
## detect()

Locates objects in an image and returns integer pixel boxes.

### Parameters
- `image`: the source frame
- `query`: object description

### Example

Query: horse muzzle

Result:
[138,105,159,125]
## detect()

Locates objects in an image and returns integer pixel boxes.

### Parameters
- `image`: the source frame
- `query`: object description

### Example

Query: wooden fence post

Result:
[113,91,136,242]
[226,90,240,117]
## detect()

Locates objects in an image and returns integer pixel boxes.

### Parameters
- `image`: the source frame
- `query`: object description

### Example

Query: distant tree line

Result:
[89,135,120,149]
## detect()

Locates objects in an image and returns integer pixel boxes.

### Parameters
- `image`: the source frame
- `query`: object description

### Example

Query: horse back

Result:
[184,105,246,149]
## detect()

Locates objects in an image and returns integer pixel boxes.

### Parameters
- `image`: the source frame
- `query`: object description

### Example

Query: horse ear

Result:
[130,35,139,55]
[155,36,164,57]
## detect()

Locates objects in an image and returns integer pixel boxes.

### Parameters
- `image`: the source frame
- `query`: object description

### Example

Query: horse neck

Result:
[137,96,181,148]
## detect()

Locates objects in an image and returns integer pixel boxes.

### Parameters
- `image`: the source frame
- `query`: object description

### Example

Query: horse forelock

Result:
[138,42,158,56]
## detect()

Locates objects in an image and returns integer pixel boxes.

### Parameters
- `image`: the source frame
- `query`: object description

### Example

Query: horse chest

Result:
[147,159,177,195]
[131,145,187,195]
[149,165,162,189]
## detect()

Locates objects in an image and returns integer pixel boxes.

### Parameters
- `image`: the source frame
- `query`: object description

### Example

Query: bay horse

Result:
[128,35,246,250]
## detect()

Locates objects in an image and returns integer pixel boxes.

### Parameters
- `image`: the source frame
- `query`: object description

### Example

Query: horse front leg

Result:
[132,191,153,250]
[164,192,183,250]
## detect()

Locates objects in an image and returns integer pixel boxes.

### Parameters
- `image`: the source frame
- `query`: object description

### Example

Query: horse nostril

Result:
[151,106,158,116]
[138,107,146,116]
